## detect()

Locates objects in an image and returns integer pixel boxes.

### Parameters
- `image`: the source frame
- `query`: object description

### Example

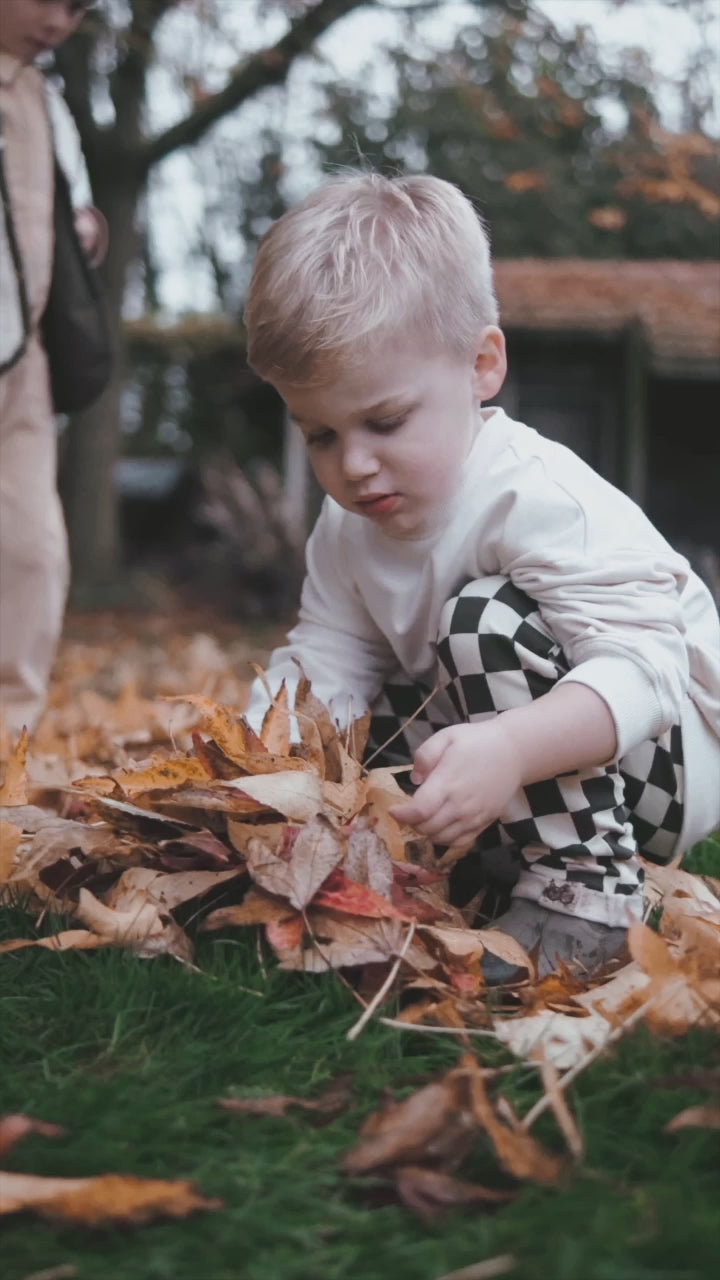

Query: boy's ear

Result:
[472,327,507,401]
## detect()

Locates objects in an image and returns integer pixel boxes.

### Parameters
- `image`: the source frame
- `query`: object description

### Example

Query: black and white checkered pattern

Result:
[366,575,684,926]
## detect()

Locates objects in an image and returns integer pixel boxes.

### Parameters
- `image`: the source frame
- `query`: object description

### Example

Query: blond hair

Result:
[245,171,498,384]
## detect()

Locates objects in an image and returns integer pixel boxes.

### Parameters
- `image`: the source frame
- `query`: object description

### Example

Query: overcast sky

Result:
[145,0,719,316]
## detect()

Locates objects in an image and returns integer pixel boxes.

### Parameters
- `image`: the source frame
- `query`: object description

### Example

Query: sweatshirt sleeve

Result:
[244,502,396,730]
[44,79,93,208]
[496,452,691,756]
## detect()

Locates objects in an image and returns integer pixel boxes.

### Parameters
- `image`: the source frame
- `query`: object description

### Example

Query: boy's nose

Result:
[342,438,380,480]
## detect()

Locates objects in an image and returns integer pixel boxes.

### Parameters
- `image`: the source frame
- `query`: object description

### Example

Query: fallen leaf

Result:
[285,814,344,909]
[266,913,304,952]
[104,865,244,913]
[0,1115,65,1158]
[345,818,394,897]
[163,695,255,765]
[464,1056,566,1184]
[0,727,29,805]
[664,1105,720,1133]
[0,821,21,887]
[221,770,324,822]
[313,868,410,920]
[260,680,291,755]
[341,1070,478,1175]
[74,886,193,962]
[201,886,293,931]
[0,929,105,955]
[393,1164,515,1221]
[281,911,407,971]
[218,1076,352,1120]
[0,1171,222,1224]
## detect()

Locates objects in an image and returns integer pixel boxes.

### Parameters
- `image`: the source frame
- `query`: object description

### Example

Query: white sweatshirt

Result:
[248,408,720,765]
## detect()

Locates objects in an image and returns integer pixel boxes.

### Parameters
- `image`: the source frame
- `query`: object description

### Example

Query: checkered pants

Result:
[367,576,685,927]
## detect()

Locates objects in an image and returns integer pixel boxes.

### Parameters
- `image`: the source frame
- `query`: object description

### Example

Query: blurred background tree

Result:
[53,0,719,601]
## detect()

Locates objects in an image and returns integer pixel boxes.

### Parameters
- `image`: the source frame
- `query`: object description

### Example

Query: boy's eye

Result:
[366,414,408,433]
[305,428,336,448]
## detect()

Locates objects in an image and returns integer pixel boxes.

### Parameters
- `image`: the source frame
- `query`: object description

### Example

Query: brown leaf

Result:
[104,865,244,913]
[0,1114,65,1158]
[218,1075,352,1121]
[74,887,193,962]
[0,821,21,887]
[0,929,105,956]
[0,727,29,805]
[280,911,407,972]
[266,913,304,952]
[226,820,293,858]
[260,680,291,755]
[393,1165,515,1221]
[0,1171,222,1224]
[221,770,324,822]
[286,814,344,910]
[163,695,254,765]
[201,886,294,931]
[664,1105,720,1133]
[464,1057,566,1185]
[341,1070,477,1175]
[345,818,394,897]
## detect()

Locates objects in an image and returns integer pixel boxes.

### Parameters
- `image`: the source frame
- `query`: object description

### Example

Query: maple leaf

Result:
[0,821,21,889]
[260,679,291,755]
[218,1075,353,1121]
[344,817,394,897]
[393,1165,515,1221]
[0,1171,222,1224]
[0,727,29,805]
[221,770,324,822]
[312,868,410,920]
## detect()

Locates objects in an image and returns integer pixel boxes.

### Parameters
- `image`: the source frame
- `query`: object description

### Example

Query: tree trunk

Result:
[60,167,141,597]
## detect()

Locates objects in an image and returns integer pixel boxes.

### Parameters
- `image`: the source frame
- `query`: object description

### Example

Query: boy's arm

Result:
[392,683,616,847]
[245,502,395,731]
[395,452,692,845]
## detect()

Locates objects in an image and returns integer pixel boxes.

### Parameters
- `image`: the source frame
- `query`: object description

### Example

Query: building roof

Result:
[494,259,720,374]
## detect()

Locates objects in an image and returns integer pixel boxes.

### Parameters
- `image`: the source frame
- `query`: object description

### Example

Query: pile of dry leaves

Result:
[1,627,719,1230]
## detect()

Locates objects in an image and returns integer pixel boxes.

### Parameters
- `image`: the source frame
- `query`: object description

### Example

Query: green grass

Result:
[2,839,719,1280]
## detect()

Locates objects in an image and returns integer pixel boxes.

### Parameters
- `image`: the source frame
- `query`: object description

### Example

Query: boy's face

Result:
[0,0,90,63]
[277,334,506,540]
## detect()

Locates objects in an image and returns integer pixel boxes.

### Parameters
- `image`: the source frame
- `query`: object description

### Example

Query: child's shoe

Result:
[481,899,629,986]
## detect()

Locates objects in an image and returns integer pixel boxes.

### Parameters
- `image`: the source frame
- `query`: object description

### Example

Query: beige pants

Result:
[0,335,69,734]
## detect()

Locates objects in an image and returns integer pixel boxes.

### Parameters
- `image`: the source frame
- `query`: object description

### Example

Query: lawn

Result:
[1,837,719,1280]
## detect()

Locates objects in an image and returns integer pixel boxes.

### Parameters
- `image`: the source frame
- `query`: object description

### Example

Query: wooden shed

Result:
[492,259,720,569]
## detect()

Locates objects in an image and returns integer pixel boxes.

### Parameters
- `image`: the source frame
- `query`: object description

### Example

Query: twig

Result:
[346,921,416,1041]
[363,680,441,769]
[435,1254,516,1280]
[379,1016,501,1039]
[521,994,656,1131]
[435,1255,516,1280]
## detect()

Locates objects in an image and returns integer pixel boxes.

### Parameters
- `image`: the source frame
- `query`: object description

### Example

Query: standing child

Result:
[243,172,720,982]
[0,0,105,737]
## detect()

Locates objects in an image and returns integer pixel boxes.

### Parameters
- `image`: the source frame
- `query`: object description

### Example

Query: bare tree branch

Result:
[138,0,376,174]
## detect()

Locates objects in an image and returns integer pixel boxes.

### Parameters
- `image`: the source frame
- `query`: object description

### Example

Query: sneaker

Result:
[481,898,629,986]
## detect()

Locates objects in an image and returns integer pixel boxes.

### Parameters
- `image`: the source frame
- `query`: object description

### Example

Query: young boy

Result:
[0,0,105,736]
[243,172,720,982]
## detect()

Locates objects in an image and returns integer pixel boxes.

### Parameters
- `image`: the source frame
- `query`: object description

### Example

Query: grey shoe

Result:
[481,898,629,986]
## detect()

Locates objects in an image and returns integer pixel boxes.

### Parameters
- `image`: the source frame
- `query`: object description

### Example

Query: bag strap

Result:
[0,112,32,375]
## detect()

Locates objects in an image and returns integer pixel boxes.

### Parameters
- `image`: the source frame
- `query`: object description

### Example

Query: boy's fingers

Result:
[411,729,453,783]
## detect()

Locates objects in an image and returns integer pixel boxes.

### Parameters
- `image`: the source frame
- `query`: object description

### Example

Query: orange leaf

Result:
[260,680,290,755]
[313,868,410,919]
[0,1171,222,1224]
[0,727,29,805]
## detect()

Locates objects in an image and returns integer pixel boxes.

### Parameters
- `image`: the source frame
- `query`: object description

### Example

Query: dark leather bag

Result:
[41,160,112,414]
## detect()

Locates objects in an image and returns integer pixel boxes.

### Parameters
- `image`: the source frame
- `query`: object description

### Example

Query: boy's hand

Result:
[390,721,523,848]
[74,207,109,267]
